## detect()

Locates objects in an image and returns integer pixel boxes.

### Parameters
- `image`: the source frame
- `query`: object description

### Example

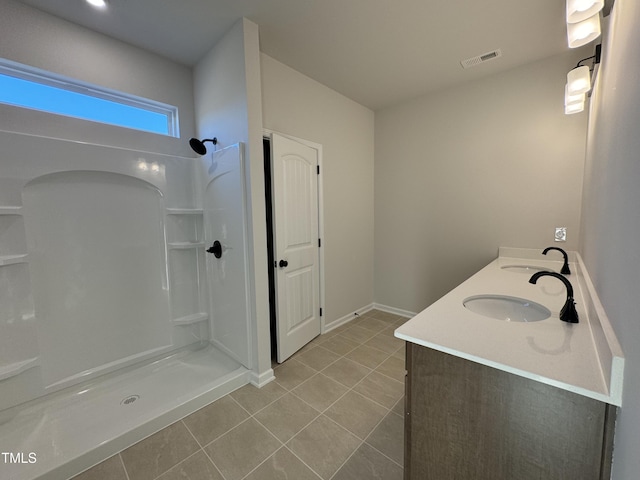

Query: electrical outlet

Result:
[555,227,567,242]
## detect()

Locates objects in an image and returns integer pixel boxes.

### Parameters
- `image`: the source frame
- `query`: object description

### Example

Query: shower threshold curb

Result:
[0,346,249,480]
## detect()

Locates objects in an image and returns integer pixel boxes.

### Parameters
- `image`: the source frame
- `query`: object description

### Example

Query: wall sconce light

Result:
[565,85,585,105]
[86,0,108,8]
[567,65,592,95]
[566,0,604,23]
[566,0,603,48]
[564,86,586,114]
[565,103,585,115]
[567,13,602,48]
[564,44,601,114]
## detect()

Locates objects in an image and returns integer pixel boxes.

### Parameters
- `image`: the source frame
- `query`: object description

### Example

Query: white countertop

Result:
[395,247,624,406]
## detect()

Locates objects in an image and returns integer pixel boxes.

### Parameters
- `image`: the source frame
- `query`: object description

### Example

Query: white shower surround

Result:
[0,130,255,479]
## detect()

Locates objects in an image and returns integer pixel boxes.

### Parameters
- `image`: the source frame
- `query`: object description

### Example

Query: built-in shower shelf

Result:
[173,312,209,326]
[0,254,28,267]
[0,206,23,215]
[166,208,203,215]
[0,357,39,381]
[168,242,205,250]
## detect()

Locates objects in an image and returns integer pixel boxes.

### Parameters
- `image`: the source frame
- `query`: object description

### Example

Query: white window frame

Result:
[0,58,179,137]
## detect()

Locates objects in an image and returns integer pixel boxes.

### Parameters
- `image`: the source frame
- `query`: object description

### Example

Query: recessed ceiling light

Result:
[86,0,108,8]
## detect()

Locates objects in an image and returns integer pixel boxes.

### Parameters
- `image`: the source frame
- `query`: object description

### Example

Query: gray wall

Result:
[260,53,375,325]
[579,0,640,477]
[374,50,590,313]
[0,0,195,156]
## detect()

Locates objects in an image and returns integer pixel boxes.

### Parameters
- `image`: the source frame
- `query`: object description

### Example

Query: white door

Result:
[271,133,321,362]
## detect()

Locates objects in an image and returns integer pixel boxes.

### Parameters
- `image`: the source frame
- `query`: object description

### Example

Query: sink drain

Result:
[120,395,140,406]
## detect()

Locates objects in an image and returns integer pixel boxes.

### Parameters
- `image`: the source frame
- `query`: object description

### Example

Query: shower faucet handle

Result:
[206,240,223,258]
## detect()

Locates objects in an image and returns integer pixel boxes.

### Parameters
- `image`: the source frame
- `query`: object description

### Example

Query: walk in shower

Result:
[0,130,255,480]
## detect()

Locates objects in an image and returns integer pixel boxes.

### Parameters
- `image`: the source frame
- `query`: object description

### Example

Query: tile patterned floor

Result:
[71,310,407,480]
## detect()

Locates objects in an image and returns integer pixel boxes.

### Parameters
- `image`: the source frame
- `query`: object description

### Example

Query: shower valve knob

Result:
[278,259,288,268]
[207,240,223,259]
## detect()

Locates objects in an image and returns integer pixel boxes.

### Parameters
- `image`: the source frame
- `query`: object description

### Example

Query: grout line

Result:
[305,413,374,479]
[200,415,284,480]
[280,324,405,411]
[272,355,403,472]
[348,372,402,411]
[200,444,229,480]
[118,453,131,480]
[309,344,353,368]
[254,400,321,445]
[73,311,405,480]
[369,365,406,385]
[180,418,206,449]
[362,428,405,469]
[148,450,212,480]
[294,345,342,371]
[389,397,405,418]
[230,387,288,417]
[131,312,404,480]
[226,391,257,416]
[322,400,389,444]
[199,415,255,451]
[233,394,325,480]
[279,445,325,480]
[180,403,252,451]
[288,372,348,413]
[319,337,362,358]
[236,446,283,480]
[279,351,403,478]
[251,407,317,446]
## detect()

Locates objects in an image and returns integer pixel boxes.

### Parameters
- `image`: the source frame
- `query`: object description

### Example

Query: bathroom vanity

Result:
[395,248,623,480]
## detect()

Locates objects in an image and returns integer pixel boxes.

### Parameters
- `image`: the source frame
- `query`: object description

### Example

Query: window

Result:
[0,59,179,137]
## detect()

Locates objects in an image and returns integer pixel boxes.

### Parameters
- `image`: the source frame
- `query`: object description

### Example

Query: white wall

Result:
[0,0,195,156]
[374,50,590,313]
[260,53,375,325]
[194,19,272,382]
[579,1,640,477]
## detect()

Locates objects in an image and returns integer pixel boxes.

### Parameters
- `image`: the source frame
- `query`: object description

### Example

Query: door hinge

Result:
[318,238,321,247]
[317,165,320,175]
[320,307,323,317]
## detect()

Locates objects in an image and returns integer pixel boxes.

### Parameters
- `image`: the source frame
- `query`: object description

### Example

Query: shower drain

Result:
[120,395,140,406]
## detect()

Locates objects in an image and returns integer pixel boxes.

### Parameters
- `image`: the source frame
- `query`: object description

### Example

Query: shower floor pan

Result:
[0,345,249,480]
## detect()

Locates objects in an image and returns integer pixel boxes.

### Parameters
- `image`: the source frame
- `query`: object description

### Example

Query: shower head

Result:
[189,137,217,156]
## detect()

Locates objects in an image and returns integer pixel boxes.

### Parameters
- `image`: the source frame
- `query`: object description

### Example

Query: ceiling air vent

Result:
[460,49,503,69]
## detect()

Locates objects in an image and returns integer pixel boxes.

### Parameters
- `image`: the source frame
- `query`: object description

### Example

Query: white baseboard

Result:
[372,303,417,318]
[322,303,375,333]
[249,368,275,388]
[322,302,416,334]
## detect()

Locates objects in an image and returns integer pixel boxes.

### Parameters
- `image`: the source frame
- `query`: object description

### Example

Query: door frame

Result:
[263,129,326,343]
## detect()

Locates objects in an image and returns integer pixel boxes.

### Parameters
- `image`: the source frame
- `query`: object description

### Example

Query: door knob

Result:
[206,240,223,258]
[278,259,288,268]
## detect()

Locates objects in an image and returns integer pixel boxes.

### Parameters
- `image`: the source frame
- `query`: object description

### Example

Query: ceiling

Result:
[18,0,577,110]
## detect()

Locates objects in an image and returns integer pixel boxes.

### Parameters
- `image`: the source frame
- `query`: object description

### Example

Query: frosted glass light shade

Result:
[565,102,585,115]
[565,85,585,106]
[567,13,601,48]
[567,66,591,95]
[86,0,107,7]
[566,0,604,24]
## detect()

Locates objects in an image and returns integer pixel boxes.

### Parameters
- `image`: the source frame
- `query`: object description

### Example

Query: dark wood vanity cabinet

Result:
[404,343,617,480]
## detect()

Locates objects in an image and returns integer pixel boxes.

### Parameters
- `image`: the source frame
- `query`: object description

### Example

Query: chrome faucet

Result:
[528,271,579,323]
[542,246,571,274]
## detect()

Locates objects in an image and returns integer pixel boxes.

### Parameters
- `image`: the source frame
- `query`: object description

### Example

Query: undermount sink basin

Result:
[463,295,551,322]
[500,265,552,274]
